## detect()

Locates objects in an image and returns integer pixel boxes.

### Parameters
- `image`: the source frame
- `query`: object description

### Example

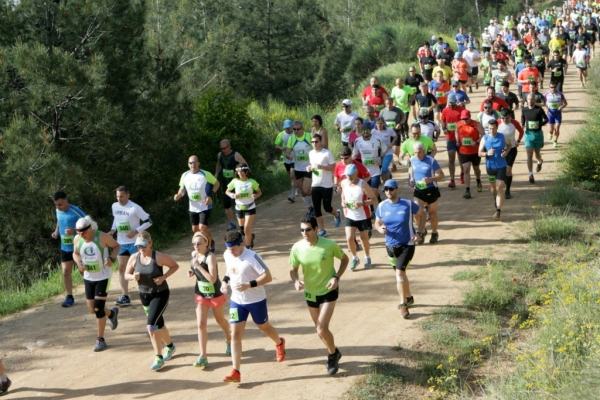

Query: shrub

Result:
[531,214,582,243]
[563,128,600,192]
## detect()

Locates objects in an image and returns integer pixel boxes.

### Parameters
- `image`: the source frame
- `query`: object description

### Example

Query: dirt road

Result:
[0,67,589,400]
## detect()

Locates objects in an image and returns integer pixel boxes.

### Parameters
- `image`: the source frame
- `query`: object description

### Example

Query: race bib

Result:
[312,168,321,176]
[416,180,428,190]
[363,158,375,166]
[85,262,100,272]
[190,191,202,202]
[343,126,352,132]
[424,64,432,70]
[238,202,254,211]
[462,137,473,146]
[345,201,357,209]
[197,280,215,295]
[553,70,562,76]
[535,55,543,61]
[304,291,316,302]
[117,221,130,233]
[527,121,540,130]
[238,191,251,199]
[222,169,235,179]
[435,91,444,98]
[548,102,560,110]
[577,61,586,68]
[385,120,395,127]
[229,308,239,322]
[447,122,457,131]
[296,151,308,161]
[61,235,74,246]
[569,32,576,39]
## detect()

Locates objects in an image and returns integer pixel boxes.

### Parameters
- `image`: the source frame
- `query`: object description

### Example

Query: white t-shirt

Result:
[372,128,395,156]
[573,49,588,67]
[179,170,217,213]
[111,200,151,245]
[308,148,335,188]
[463,49,481,67]
[335,111,358,143]
[353,137,383,177]
[223,248,268,304]
[75,236,111,282]
[498,122,517,148]
[290,137,313,172]
[419,121,437,140]
[341,179,367,221]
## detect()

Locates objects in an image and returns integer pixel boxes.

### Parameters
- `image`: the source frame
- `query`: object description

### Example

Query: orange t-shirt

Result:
[518,67,540,93]
[431,80,451,106]
[440,106,464,141]
[456,120,481,155]
[452,59,469,82]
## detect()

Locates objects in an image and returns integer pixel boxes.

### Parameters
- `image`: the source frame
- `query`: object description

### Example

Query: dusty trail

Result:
[0,67,590,400]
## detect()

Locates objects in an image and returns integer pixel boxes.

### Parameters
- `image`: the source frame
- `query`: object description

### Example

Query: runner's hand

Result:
[126,231,137,239]
[204,196,213,206]
[294,280,304,291]
[326,277,339,291]
[133,272,141,281]
[153,275,166,285]
[51,231,58,239]
[234,282,250,292]
[376,226,386,235]
[221,282,229,294]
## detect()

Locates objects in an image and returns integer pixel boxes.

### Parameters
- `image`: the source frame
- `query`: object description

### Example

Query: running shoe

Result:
[287,196,295,203]
[162,343,176,361]
[318,229,328,237]
[193,356,209,369]
[536,161,543,172]
[223,369,241,383]
[553,141,558,148]
[505,191,512,199]
[399,303,410,319]
[406,296,414,306]
[108,307,119,330]
[93,338,107,352]
[308,206,315,218]
[275,337,286,362]
[333,209,341,228]
[429,232,439,244]
[494,210,501,220]
[448,179,456,189]
[350,256,360,271]
[227,221,237,231]
[326,348,342,376]
[463,190,471,199]
[62,295,75,308]
[529,175,535,184]
[460,172,465,184]
[0,378,12,395]
[115,294,131,307]
[225,341,232,356]
[151,356,165,371]
[364,256,372,269]
[476,181,483,192]
[416,232,425,245]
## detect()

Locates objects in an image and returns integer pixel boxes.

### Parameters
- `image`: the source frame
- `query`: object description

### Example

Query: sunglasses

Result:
[384,187,396,192]
[293,128,303,131]
[136,244,148,249]
[76,225,90,233]
[300,227,312,232]
[311,140,319,143]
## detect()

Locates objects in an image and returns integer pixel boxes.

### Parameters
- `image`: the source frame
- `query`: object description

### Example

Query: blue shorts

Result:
[118,243,137,256]
[229,299,269,325]
[381,154,393,175]
[368,175,381,189]
[446,140,458,152]
[548,109,562,124]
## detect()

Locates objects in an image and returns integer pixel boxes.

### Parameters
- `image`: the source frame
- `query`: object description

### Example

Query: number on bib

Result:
[223,169,235,179]
[304,291,316,302]
[229,308,240,322]
[117,221,131,233]
[190,192,201,201]
[61,235,74,246]
[197,281,216,295]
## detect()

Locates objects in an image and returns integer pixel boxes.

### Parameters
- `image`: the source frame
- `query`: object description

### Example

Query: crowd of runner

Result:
[1,0,596,395]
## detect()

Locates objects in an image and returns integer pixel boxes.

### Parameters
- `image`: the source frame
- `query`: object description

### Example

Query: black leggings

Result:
[311,186,333,218]
[140,290,170,329]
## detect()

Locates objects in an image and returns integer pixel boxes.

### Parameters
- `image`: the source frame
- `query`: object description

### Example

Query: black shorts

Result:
[84,279,109,300]
[414,186,441,204]
[385,245,415,271]
[486,167,507,183]
[469,66,479,77]
[505,147,517,167]
[139,289,170,329]
[60,250,74,263]
[392,131,402,146]
[294,170,311,180]
[235,207,256,218]
[311,186,333,217]
[284,162,294,173]
[306,288,339,308]
[189,210,210,226]
[344,217,372,232]
[458,153,481,166]
[458,79,467,84]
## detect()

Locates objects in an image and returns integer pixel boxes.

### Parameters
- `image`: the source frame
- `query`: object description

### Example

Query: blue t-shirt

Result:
[450,89,470,104]
[376,198,420,247]
[455,33,470,52]
[56,204,86,252]
[482,133,507,170]
[410,155,441,189]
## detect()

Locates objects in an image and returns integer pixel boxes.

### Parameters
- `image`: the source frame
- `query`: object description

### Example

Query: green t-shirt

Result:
[400,136,434,157]
[289,237,345,301]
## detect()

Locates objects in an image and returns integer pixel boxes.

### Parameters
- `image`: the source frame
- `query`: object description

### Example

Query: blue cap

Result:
[383,179,398,189]
[344,163,357,177]
[283,119,293,129]
[448,93,458,103]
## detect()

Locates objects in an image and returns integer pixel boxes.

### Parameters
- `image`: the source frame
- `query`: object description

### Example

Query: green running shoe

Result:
[193,356,209,369]
[151,356,164,371]
[162,344,176,361]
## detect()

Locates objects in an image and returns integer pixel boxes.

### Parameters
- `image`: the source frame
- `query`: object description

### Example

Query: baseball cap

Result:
[283,119,293,129]
[383,179,398,189]
[342,99,352,106]
[75,217,91,231]
[448,93,458,104]
[460,109,471,119]
[488,118,498,125]
[454,53,461,59]
[134,236,149,248]
[419,107,429,117]
[344,164,357,177]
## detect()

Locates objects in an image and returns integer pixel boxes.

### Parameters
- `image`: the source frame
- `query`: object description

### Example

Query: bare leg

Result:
[345,226,357,256]
[62,261,74,296]
[396,269,412,301]
[243,214,256,247]
[196,303,210,357]
[307,302,337,354]
[448,151,457,180]
[117,255,130,297]
[231,322,246,371]
[256,321,282,344]
[213,305,231,343]
[358,230,370,257]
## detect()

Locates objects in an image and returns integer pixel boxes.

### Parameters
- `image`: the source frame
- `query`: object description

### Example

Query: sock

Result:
[166,343,174,349]
[506,176,513,192]
[97,337,105,342]
[156,354,163,359]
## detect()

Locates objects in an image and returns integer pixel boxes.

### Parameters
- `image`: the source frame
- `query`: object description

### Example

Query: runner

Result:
[225,164,262,248]
[463,43,481,92]
[372,117,397,182]
[572,41,589,87]
[521,93,549,184]
[491,61,515,93]
[479,86,510,112]
[417,42,434,74]
[124,231,178,370]
[456,110,484,199]
[340,164,377,270]
[496,81,520,118]
[404,67,425,120]
[187,231,231,369]
[478,119,509,220]
[310,114,329,149]
[517,57,541,104]
[308,134,339,236]
[334,146,370,190]
[400,123,437,160]
[274,119,297,203]
[221,230,286,383]
[286,121,314,214]
[531,40,549,88]
[498,110,524,199]
[451,52,470,92]
[353,125,384,203]
[380,97,406,152]
[415,82,437,121]
[215,139,247,230]
[72,215,120,352]
[448,80,471,106]
[410,143,444,244]
[334,99,358,147]
[547,50,567,92]
[109,185,152,307]
[0,359,10,396]
[417,108,440,142]
[440,94,464,188]
[362,76,389,109]
[544,82,568,147]
[173,155,219,234]
[374,179,419,319]
[429,70,451,123]
[478,100,502,135]
[432,58,453,82]
[289,215,348,375]
[51,191,86,307]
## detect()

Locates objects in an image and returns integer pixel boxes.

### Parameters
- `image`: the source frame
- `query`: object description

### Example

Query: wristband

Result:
[250,280,258,288]
[223,275,230,284]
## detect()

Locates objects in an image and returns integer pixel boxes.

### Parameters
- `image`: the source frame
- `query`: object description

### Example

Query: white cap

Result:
[75,215,97,232]
[342,99,352,106]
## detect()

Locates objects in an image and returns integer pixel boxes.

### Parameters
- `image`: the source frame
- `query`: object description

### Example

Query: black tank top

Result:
[219,151,238,182]
[192,251,222,299]
[135,251,168,294]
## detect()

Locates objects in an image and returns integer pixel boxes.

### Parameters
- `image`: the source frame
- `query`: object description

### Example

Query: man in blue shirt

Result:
[478,119,509,220]
[375,179,420,319]
[51,191,86,307]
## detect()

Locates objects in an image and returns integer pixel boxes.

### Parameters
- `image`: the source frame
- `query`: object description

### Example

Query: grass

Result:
[531,214,582,243]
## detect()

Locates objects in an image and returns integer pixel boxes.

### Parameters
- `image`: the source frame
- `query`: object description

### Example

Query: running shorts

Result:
[414,187,441,204]
[306,288,339,308]
[60,250,74,263]
[505,147,518,167]
[446,140,458,152]
[311,186,333,217]
[344,217,372,232]
[385,245,415,271]
[140,289,170,329]
[548,109,562,124]
[235,208,256,219]
[221,190,234,209]
[524,130,544,149]
[284,162,294,173]
[458,153,481,166]
[229,299,268,324]
[195,293,227,308]
[294,170,311,180]
[486,167,507,183]
[190,210,211,226]
[118,243,137,257]
[84,279,109,300]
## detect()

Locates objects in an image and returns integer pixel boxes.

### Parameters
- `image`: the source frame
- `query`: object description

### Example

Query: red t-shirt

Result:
[456,120,481,155]
[518,67,540,93]
[479,96,509,112]
[441,106,464,141]
[334,160,370,183]
[362,85,389,100]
